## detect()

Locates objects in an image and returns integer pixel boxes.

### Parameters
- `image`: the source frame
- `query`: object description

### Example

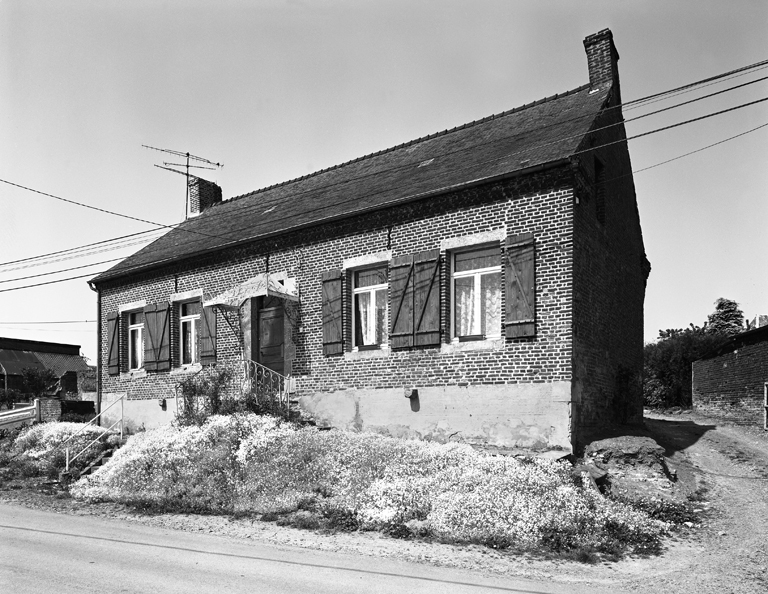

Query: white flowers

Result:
[70,414,666,552]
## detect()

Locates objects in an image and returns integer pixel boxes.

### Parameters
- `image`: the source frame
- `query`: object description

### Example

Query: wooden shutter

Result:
[199,305,217,365]
[389,255,414,349]
[505,233,536,338]
[107,313,120,376]
[321,269,344,355]
[143,303,171,372]
[413,249,441,347]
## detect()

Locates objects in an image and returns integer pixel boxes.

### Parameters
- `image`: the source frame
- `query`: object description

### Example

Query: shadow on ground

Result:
[578,416,717,458]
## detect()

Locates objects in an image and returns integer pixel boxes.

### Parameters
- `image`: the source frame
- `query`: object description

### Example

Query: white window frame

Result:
[451,244,502,342]
[351,265,389,351]
[127,311,144,371]
[179,301,201,366]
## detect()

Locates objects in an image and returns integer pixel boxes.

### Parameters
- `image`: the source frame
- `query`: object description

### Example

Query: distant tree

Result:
[21,367,60,398]
[643,324,724,408]
[706,297,744,337]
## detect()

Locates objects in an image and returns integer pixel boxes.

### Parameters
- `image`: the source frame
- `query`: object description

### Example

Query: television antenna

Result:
[142,145,223,219]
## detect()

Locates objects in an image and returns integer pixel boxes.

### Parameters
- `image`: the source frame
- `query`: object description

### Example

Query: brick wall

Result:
[692,342,768,425]
[39,397,61,422]
[571,85,647,442]
[97,157,645,448]
[99,167,574,399]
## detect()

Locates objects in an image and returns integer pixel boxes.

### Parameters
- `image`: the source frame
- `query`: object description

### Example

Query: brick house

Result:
[90,29,649,452]
[692,325,768,428]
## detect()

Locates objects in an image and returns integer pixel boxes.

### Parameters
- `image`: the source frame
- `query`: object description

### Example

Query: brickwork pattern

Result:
[571,92,646,436]
[99,168,576,401]
[692,343,768,425]
[39,398,61,422]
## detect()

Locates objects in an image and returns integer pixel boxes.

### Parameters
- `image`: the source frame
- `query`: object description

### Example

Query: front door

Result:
[259,306,284,375]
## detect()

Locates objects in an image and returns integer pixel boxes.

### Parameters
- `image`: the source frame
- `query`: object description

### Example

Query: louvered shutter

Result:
[107,313,120,376]
[389,255,414,349]
[505,233,536,338]
[321,269,343,355]
[413,249,441,347]
[199,305,217,365]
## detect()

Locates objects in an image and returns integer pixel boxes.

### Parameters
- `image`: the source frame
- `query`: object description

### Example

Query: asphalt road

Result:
[0,503,588,594]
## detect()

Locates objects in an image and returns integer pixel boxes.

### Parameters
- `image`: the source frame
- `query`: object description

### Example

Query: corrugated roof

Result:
[93,84,610,284]
[0,350,46,376]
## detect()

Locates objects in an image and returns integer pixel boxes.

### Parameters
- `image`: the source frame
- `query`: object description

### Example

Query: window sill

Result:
[170,364,202,376]
[441,338,504,354]
[344,347,390,360]
[120,369,147,380]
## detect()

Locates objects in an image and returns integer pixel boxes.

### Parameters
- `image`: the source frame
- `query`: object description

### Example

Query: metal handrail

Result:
[242,359,289,417]
[59,395,124,450]
[62,396,124,473]
[66,416,123,472]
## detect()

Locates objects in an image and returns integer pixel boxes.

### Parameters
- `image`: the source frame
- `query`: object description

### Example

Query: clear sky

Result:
[1,0,766,363]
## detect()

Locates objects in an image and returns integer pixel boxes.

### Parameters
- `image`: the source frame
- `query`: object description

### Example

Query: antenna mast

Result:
[142,145,223,219]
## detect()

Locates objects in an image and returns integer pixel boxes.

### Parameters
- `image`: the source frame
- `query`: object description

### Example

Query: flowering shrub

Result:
[9,422,116,477]
[71,415,668,556]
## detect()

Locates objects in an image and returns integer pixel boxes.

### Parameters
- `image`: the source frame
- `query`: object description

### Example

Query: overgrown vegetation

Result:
[0,422,117,480]
[175,367,285,426]
[71,414,670,558]
[21,367,60,398]
[643,297,745,408]
[0,388,23,410]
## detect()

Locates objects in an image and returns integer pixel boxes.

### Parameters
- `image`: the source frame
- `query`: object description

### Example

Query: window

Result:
[352,266,388,350]
[179,301,201,365]
[128,311,144,370]
[452,245,501,341]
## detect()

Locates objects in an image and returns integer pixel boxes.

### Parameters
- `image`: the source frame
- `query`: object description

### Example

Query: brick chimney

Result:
[188,176,222,218]
[583,29,621,102]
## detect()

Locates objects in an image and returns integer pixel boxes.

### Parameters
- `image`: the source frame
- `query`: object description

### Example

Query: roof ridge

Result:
[220,83,592,207]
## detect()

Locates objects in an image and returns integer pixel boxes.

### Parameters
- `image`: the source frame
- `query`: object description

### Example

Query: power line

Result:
[2,60,766,280]
[0,257,123,284]
[2,91,767,288]
[0,320,96,324]
[624,59,768,107]
[0,228,164,269]
[2,116,765,295]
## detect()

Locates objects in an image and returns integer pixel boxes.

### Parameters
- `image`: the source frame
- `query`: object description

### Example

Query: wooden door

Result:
[259,306,284,375]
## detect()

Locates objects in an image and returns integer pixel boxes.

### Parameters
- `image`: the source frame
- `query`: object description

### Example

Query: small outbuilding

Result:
[0,337,91,397]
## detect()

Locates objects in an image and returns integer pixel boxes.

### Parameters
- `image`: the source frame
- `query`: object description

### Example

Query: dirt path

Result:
[2,412,767,592]
[605,412,768,592]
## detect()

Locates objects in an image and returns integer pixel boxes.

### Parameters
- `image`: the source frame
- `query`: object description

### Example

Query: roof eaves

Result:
[91,157,573,286]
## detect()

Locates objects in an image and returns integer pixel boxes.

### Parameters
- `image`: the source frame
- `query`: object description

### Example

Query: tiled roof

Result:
[34,352,91,376]
[93,84,610,283]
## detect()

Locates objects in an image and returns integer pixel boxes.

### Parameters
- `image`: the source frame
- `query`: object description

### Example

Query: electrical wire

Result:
[2,115,765,295]
[1,60,766,284]
[0,320,96,324]
[2,60,766,273]
[0,258,124,284]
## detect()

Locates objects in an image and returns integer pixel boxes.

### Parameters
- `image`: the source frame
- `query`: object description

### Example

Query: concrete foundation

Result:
[298,382,572,451]
[100,392,177,434]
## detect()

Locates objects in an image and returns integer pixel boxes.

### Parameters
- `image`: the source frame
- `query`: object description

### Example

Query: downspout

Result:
[89,280,102,427]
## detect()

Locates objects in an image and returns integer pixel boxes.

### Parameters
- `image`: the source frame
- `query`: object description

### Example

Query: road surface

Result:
[0,503,594,594]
